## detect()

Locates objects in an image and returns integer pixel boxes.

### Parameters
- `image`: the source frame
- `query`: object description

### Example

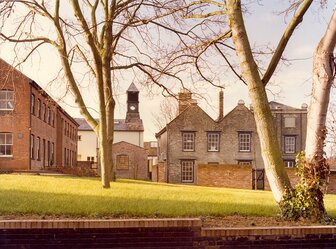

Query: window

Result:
[64,121,67,135]
[42,103,46,121]
[64,148,67,166]
[150,141,158,148]
[0,90,14,110]
[78,135,82,141]
[182,132,195,151]
[47,107,50,124]
[181,160,194,183]
[51,143,54,166]
[284,160,295,168]
[43,139,46,165]
[207,132,220,152]
[47,141,50,166]
[116,155,129,170]
[238,160,252,165]
[30,134,35,159]
[239,132,251,152]
[51,111,55,127]
[284,136,296,154]
[36,137,40,160]
[285,117,296,128]
[37,99,41,118]
[0,133,13,157]
[31,94,35,115]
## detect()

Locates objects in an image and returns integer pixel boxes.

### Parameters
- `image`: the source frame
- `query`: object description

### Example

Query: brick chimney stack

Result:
[218,89,224,121]
[178,89,192,114]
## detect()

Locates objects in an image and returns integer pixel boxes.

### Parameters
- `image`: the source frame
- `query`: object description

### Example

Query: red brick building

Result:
[0,58,78,171]
[112,141,148,180]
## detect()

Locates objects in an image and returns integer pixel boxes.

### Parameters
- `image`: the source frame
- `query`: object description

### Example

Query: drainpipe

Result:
[29,82,32,171]
[166,127,169,183]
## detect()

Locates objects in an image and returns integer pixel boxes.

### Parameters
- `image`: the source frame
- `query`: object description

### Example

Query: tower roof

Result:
[127,83,139,92]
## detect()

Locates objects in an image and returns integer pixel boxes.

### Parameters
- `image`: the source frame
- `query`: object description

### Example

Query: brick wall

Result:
[152,162,165,182]
[1,219,336,248]
[0,59,30,170]
[197,164,336,194]
[197,164,252,189]
[112,141,148,180]
[327,172,336,194]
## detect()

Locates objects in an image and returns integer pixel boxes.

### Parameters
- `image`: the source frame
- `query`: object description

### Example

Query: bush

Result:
[280,152,329,220]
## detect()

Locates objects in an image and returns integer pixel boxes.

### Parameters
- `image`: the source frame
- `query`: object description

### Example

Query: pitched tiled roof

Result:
[75,118,144,131]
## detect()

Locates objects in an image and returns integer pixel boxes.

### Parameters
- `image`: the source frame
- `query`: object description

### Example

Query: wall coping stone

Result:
[202,226,336,238]
[0,218,202,229]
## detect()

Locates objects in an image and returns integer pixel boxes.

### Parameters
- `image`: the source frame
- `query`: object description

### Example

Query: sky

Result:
[0,1,335,142]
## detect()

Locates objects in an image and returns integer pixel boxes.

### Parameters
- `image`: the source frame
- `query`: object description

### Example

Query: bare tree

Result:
[185,0,313,206]
[152,98,178,130]
[0,0,204,188]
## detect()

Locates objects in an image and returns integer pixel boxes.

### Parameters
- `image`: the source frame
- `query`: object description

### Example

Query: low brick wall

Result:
[264,167,299,191]
[1,219,336,248]
[327,172,336,194]
[197,164,336,194]
[197,164,252,189]
[0,219,201,249]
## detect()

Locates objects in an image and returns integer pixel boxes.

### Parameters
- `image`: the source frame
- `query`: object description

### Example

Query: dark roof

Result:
[75,118,144,132]
[127,83,139,92]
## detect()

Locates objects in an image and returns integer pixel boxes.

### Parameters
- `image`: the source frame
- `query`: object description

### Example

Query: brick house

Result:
[75,83,148,179]
[113,141,148,180]
[155,90,307,189]
[0,58,78,171]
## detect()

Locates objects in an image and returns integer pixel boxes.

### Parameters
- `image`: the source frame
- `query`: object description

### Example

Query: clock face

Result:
[129,105,137,111]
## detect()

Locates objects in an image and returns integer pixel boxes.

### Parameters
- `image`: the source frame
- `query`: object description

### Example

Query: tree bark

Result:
[306,10,336,161]
[301,9,336,218]
[227,0,291,203]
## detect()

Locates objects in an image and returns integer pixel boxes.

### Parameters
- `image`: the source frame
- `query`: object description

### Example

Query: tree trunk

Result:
[306,10,336,161]
[303,9,336,218]
[227,0,291,203]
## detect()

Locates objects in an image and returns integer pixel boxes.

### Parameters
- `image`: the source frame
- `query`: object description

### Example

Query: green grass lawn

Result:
[0,174,335,218]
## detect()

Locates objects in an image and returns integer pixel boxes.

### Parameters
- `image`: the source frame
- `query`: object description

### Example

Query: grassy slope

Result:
[0,174,335,218]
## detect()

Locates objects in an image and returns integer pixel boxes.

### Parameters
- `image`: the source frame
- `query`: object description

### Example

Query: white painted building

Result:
[76,83,144,163]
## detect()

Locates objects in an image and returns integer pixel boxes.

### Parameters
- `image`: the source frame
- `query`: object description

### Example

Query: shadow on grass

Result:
[0,189,278,218]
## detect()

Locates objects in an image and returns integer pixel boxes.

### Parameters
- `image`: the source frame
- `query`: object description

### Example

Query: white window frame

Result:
[182,132,195,152]
[239,132,251,152]
[0,90,14,111]
[284,136,296,154]
[284,160,295,168]
[181,160,194,183]
[0,133,13,157]
[207,132,220,152]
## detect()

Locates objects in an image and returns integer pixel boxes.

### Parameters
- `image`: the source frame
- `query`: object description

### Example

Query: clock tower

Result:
[125,83,141,123]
